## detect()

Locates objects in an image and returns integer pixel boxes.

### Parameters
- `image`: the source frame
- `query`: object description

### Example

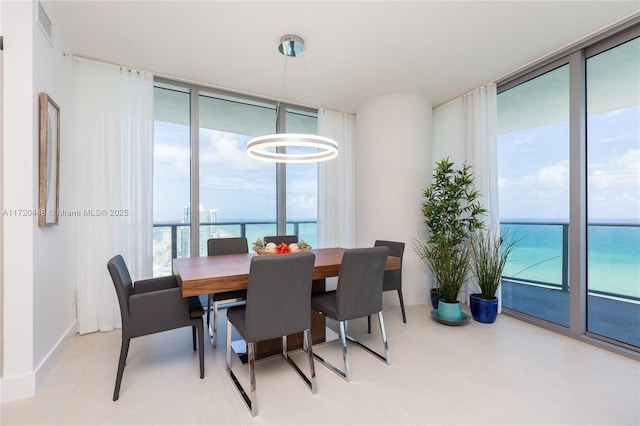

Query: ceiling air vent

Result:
[37,1,53,45]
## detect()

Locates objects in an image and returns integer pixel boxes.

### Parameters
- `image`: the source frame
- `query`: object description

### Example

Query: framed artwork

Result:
[38,92,60,226]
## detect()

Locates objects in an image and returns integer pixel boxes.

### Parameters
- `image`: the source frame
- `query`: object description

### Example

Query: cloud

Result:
[199,131,248,165]
[200,176,252,190]
[153,141,190,179]
[499,158,570,218]
[536,159,569,188]
[588,150,640,219]
[601,135,624,144]
[501,150,639,220]
[589,148,640,194]
[511,133,536,146]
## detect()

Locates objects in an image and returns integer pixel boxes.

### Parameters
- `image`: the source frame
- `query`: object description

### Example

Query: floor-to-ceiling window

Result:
[284,107,318,244]
[585,36,640,348]
[152,82,191,276]
[498,64,571,327]
[497,23,639,352]
[198,91,277,256]
[152,80,319,274]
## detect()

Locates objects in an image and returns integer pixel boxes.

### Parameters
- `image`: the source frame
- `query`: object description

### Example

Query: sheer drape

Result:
[432,83,499,303]
[72,58,154,334]
[317,109,357,249]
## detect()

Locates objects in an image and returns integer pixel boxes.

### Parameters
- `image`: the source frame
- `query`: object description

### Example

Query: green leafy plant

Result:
[470,229,518,299]
[252,238,265,251]
[427,243,471,303]
[297,240,311,250]
[413,157,486,303]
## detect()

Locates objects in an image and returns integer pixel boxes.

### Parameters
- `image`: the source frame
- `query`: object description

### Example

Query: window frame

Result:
[496,19,640,357]
[153,77,319,257]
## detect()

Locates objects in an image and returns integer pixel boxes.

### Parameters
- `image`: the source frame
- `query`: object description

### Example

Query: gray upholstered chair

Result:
[206,237,248,348]
[107,255,204,401]
[311,246,390,381]
[368,240,406,333]
[263,235,298,245]
[226,252,317,416]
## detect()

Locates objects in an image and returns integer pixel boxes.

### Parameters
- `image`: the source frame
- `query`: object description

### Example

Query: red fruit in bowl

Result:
[277,242,290,253]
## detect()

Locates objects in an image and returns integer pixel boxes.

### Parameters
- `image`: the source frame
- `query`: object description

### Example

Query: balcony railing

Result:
[153,220,639,302]
[152,220,317,269]
[501,221,639,302]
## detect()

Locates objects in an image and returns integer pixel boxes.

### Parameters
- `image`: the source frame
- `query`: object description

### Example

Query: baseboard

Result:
[0,319,77,403]
[0,371,35,403]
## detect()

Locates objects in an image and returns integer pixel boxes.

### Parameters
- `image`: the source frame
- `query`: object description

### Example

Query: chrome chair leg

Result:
[315,313,392,381]
[211,298,245,348]
[340,321,351,381]
[207,295,216,346]
[304,330,318,393]
[346,311,392,365]
[281,332,318,394]
[226,320,258,417]
[212,300,219,348]
[312,320,351,381]
[248,342,257,416]
[227,326,317,417]
[378,311,391,364]
[225,320,232,369]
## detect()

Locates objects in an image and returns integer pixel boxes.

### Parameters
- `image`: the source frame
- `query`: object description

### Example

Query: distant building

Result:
[180,203,220,256]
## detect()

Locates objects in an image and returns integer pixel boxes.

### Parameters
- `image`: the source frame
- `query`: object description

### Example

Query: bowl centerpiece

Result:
[252,238,312,255]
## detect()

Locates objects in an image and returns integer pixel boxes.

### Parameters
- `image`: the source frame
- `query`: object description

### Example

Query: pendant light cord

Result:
[275,54,289,132]
[302,55,323,114]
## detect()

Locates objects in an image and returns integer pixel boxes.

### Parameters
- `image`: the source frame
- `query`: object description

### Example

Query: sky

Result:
[154,102,639,225]
[498,104,639,223]
[154,99,639,225]
[153,124,317,222]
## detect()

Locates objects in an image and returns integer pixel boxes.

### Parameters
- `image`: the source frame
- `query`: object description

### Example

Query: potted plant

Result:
[413,157,485,322]
[469,229,517,323]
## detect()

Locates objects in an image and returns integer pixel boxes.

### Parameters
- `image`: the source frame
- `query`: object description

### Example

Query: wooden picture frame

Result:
[38,92,60,226]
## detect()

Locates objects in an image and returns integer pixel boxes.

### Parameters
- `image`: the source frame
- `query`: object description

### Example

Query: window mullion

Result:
[568,50,587,337]
[190,85,200,257]
[276,104,287,235]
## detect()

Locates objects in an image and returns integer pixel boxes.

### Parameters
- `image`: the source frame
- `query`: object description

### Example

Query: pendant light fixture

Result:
[246,34,338,163]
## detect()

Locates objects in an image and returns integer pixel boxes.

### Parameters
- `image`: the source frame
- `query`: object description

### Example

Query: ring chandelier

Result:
[247,134,338,163]
[246,35,338,163]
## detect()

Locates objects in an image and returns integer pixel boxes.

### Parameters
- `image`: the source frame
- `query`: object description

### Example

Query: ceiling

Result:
[46,1,639,113]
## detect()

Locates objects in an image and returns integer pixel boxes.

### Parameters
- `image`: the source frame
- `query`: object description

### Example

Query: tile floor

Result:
[1,304,639,425]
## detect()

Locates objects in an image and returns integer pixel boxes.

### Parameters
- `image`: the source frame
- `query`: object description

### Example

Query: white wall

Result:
[355,93,433,306]
[0,0,4,381]
[1,1,76,402]
[32,0,76,391]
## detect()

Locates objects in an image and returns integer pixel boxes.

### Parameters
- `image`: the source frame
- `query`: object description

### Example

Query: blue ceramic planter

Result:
[469,293,498,323]
[430,288,443,309]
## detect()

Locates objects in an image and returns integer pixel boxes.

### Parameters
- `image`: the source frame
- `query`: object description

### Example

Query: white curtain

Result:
[317,109,357,249]
[72,58,154,334]
[432,83,499,303]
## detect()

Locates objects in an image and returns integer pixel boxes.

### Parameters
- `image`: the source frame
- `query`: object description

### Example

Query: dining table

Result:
[173,247,401,359]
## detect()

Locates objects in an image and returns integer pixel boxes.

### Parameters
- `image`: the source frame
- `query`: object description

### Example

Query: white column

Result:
[355,93,432,306]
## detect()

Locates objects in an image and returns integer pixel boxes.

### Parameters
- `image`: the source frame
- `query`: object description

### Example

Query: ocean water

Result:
[214,222,318,250]
[501,223,640,299]
[228,222,639,299]
[153,220,639,299]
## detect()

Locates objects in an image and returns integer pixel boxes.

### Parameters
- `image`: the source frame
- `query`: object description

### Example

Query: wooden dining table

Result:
[173,247,401,359]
